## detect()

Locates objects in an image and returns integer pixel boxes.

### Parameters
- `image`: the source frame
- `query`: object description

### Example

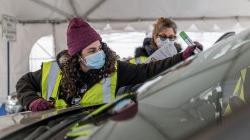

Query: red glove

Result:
[182,41,203,60]
[28,98,54,112]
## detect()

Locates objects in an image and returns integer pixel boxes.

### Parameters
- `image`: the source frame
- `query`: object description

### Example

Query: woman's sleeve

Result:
[117,53,183,89]
[16,69,42,109]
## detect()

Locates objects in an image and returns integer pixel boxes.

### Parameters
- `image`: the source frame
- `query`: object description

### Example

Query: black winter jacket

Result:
[134,37,182,58]
[16,53,183,108]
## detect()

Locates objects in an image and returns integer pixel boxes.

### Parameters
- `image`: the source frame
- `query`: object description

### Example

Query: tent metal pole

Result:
[7,41,10,96]
[82,0,108,19]
[16,16,250,24]
[29,0,73,19]
[52,23,57,56]
[68,0,79,17]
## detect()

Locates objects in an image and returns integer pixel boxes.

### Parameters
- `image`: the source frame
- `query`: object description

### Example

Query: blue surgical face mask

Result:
[84,50,106,69]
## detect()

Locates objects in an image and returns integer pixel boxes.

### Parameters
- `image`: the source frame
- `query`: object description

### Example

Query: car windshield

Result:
[130,29,250,139]
[137,29,250,100]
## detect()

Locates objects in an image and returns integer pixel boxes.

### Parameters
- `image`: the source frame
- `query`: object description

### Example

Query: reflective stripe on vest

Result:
[42,61,60,100]
[66,124,98,138]
[129,56,148,64]
[42,61,67,107]
[224,66,250,115]
[80,71,117,107]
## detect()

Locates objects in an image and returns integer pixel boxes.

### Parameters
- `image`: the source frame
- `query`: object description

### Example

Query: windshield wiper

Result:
[34,112,86,140]
[24,126,50,140]
[213,85,223,124]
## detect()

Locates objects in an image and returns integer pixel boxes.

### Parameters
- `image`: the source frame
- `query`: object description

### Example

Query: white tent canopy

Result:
[1,0,250,31]
[0,0,250,99]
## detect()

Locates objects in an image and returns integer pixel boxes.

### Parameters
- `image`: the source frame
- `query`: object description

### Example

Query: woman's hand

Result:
[182,41,203,60]
[28,98,54,112]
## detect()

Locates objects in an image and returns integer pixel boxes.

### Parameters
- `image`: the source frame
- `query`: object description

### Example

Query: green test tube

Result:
[180,31,201,53]
[179,31,194,46]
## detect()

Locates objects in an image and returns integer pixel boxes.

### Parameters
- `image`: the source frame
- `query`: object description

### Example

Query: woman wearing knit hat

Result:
[16,18,203,112]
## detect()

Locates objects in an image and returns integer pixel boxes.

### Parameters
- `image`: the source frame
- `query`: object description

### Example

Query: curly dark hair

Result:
[58,42,118,104]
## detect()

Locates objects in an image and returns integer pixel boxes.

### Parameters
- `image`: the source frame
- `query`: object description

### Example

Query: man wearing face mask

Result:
[130,17,182,64]
[16,18,202,112]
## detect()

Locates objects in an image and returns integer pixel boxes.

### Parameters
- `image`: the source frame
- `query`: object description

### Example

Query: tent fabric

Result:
[0,0,250,98]
[0,0,250,31]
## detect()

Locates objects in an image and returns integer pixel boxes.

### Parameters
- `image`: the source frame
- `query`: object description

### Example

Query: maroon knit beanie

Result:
[67,18,101,56]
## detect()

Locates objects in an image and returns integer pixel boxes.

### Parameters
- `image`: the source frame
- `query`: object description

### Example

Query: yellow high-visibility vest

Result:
[129,56,148,64]
[41,61,117,108]
[224,66,250,115]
